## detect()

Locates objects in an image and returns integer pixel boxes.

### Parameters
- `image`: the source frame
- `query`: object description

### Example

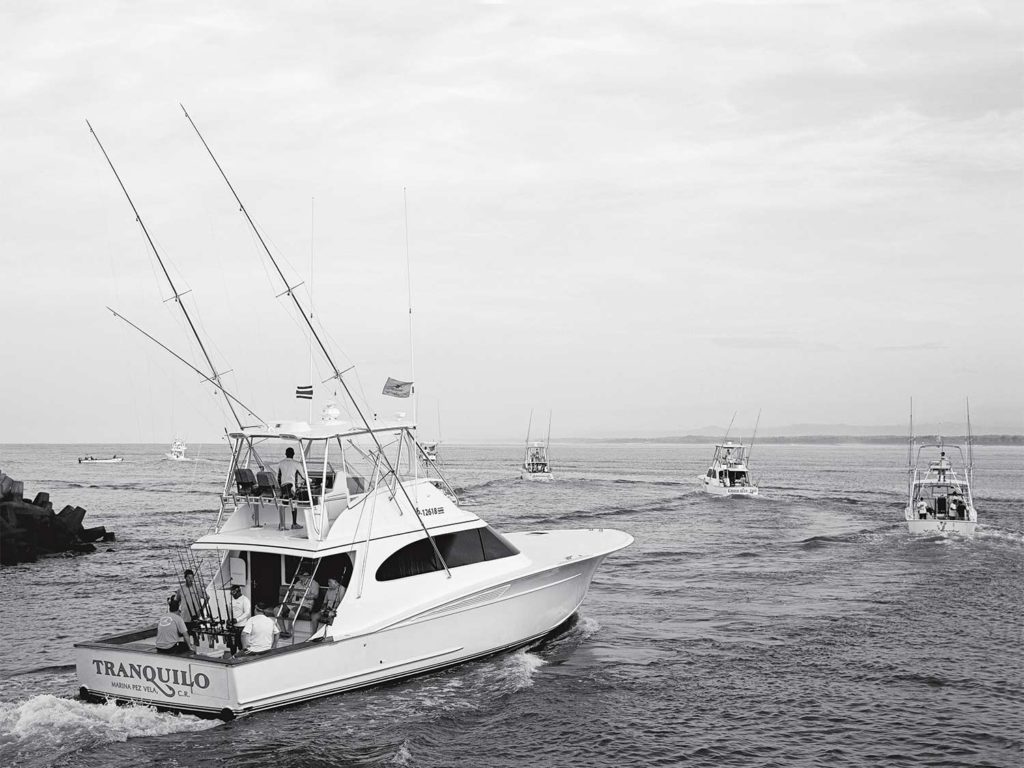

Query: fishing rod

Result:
[87,121,246,431]
[181,105,452,578]
[167,553,197,644]
[525,409,533,446]
[107,307,264,425]
[173,549,208,644]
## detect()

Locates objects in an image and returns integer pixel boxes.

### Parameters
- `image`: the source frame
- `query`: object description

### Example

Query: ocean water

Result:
[0,442,1021,768]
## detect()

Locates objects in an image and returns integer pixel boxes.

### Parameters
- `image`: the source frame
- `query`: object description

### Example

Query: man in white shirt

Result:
[230,585,251,623]
[240,603,281,654]
[276,447,306,530]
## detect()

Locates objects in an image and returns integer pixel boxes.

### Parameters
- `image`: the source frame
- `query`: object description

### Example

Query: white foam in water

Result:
[494,648,547,691]
[389,739,413,766]
[0,694,219,764]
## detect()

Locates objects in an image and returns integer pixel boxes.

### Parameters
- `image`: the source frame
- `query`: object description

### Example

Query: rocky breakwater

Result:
[0,468,115,565]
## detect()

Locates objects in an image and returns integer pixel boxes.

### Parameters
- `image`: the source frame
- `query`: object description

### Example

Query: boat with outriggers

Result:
[76,112,632,719]
[166,439,188,461]
[699,412,760,496]
[76,417,630,718]
[700,442,759,496]
[521,410,553,481]
[904,402,978,535]
[420,441,439,464]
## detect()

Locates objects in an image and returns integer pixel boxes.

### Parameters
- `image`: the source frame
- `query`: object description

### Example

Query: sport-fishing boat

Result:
[420,441,439,463]
[699,412,760,496]
[76,112,632,719]
[78,455,124,464]
[166,439,188,461]
[521,410,553,481]
[904,402,978,535]
[700,442,758,496]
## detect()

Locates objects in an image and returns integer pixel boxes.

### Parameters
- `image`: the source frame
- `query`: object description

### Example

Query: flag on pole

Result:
[382,377,413,398]
[296,385,313,400]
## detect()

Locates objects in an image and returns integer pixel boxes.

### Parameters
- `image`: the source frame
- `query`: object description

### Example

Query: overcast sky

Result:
[1,0,1021,443]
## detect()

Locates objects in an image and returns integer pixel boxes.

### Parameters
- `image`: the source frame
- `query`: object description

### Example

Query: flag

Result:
[296,385,313,400]
[382,377,413,398]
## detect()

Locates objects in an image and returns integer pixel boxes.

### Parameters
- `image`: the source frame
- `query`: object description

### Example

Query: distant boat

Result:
[166,439,188,461]
[421,441,439,463]
[699,411,760,496]
[78,455,123,464]
[700,442,758,496]
[904,401,977,535]
[521,410,553,480]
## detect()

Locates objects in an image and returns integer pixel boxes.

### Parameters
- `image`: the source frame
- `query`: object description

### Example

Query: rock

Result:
[0,474,114,565]
[80,526,107,543]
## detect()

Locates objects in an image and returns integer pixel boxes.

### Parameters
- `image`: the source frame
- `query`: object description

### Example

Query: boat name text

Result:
[90,659,210,698]
[418,506,445,516]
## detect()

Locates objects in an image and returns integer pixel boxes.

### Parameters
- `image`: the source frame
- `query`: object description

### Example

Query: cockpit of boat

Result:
[911,482,971,520]
[706,468,751,487]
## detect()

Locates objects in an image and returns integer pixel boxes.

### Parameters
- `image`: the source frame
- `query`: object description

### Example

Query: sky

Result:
[1,0,1021,443]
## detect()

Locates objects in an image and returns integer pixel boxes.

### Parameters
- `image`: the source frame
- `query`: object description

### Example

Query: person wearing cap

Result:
[155,595,195,655]
[229,584,251,624]
[240,602,281,654]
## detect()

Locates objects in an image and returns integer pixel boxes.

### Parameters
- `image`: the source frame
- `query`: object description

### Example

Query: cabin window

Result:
[376,527,519,582]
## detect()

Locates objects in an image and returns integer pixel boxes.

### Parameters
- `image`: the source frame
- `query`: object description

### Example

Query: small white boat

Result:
[521,410,553,480]
[700,441,758,496]
[420,441,439,463]
[904,401,978,535]
[166,439,188,461]
[78,456,124,464]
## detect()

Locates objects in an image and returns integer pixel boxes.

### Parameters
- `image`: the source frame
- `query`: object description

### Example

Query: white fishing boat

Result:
[166,439,188,461]
[700,442,758,496]
[421,441,439,463]
[76,114,632,719]
[520,410,553,481]
[904,402,978,535]
[78,455,124,464]
[699,412,760,496]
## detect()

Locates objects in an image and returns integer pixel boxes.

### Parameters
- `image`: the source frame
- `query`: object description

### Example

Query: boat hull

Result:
[75,548,614,717]
[701,482,758,497]
[521,471,553,481]
[906,518,977,536]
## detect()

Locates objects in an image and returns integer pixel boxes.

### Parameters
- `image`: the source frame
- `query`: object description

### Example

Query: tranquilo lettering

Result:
[91,659,210,698]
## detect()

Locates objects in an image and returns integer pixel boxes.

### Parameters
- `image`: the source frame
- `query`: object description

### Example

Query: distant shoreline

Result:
[561,435,1024,446]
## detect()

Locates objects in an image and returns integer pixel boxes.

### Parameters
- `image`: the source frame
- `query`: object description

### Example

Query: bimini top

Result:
[229,418,415,442]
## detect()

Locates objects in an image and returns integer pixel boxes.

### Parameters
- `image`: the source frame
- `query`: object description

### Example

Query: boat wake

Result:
[0,695,219,767]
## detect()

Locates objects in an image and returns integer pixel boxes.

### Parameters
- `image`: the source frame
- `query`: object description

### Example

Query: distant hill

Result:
[563,434,1023,446]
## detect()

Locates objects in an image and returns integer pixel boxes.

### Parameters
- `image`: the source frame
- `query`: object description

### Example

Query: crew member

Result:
[156,595,195,655]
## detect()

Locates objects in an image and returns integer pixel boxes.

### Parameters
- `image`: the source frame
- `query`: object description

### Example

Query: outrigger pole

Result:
[106,307,263,425]
[965,397,974,486]
[87,121,247,432]
[747,409,761,463]
[180,105,452,578]
[722,411,737,444]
